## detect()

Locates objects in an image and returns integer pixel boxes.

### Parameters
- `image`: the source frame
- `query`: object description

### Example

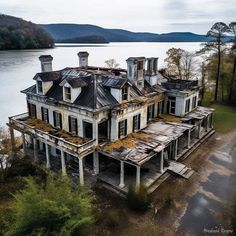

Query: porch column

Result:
[79,158,84,186]
[45,143,50,169]
[136,166,141,189]
[22,133,26,155]
[119,161,125,188]
[187,129,191,148]
[9,127,16,151]
[198,122,201,139]
[93,152,99,175]
[175,138,178,160]
[206,115,210,132]
[33,138,38,161]
[160,149,164,173]
[60,149,67,175]
[93,122,98,145]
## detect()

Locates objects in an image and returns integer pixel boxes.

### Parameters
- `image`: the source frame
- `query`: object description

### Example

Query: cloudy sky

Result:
[0,0,235,34]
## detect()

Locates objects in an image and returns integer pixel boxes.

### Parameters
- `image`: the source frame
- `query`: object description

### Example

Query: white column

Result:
[136,166,141,189]
[45,143,50,169]
[33,138,38,161]
[93,152,99,175]
[119,161,125,188]
[93,122,98,145]
[160,150,164,173]
[187,129,191,148]
[175,138,178,160]
[60,149,67,175]
[22,133,26,155]
[9,127,15,151]
[79,158,84,186]
[206,115,210,132]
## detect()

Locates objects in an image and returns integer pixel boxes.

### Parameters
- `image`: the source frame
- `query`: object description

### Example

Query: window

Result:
[41,107,49,122]
[122,86,128,101]
[192,96,197,109]
[157,101,164,115]
[37,81,43,93]
[185,99,190,113]
[167,97,176,115]
[133,114,141,132]
[64,87,71,101]
[147,104,155,122]
[28,102,37,118]
[83,121,93,139]
[53,111,62,129]
[118,119,127,138]
[68,116,78,135]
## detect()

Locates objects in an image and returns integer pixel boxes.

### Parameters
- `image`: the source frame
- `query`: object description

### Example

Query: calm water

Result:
[0,42,202,126]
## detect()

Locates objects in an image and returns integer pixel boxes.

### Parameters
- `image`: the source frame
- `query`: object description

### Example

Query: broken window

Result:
[53,111,62,129]
[68,116,78,135]
[37,81,43,93]
[28,102,37,118]
[147,104,155,122]
[118,119,127,138]
[122,86,128,101]
[64,87,71,101]
[133,114,141,132]
[185,99,190,113]
[41,107,49,122]
[83,121,93,139]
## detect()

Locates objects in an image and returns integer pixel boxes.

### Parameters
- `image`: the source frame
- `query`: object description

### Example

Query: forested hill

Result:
[41,23,208,43]
[0,14,54,50]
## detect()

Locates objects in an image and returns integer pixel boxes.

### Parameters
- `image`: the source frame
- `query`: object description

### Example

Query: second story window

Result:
[185,99,190,113]
[167,97,176,115]
[118,119,127,139]
[147,104,155,122]
[41,107,49,122]
[37,81,43,94]
[28,102,37,118]
[192,96,197,109]
[133,114,141,132]
[122,86,128,101]
[68,116,78,135]
[53,111,62,129]
[64,87,71,101]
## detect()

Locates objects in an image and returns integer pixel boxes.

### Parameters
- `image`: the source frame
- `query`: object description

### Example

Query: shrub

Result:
[127,184,151,212]
[104,210,121,229]
[6,176,94,236]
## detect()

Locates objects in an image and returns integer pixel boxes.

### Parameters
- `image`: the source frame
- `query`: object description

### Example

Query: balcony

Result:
[8,112,96,156]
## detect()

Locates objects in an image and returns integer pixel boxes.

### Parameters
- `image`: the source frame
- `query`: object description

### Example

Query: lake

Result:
[0,42,202,126]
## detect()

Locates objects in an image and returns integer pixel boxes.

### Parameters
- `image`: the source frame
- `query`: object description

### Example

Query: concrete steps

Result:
[167,161,194,179]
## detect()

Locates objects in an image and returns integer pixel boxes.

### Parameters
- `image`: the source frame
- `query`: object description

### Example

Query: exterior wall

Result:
[111,88,122,103]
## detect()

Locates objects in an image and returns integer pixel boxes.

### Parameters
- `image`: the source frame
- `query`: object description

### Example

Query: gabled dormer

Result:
[59,77,87,103]
[102,76,132,103]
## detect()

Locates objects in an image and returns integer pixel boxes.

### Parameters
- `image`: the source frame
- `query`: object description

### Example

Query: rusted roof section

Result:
[183,106,215,121]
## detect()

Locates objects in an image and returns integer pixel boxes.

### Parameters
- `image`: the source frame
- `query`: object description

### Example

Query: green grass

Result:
[211,104,236,133]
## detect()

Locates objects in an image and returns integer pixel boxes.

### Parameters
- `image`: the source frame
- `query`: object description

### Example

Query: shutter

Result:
[53,111,56,127]
[75,118,78,135]
[133,116,135,132]
[118,121,121,139]
[124,119,127,136]
[41,107,44,121]
[46,109,49,122]
[28,102,31,117]
[138,114,141,129]
[59,113,62,129]
[68,116,72,133]
[152,104,155,118]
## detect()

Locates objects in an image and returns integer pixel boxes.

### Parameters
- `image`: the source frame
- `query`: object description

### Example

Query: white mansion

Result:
[8,52,214,194]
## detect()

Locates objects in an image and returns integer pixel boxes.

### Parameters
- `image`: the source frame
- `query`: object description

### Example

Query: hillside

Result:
[0,15,54,50]
[41,23,208,43]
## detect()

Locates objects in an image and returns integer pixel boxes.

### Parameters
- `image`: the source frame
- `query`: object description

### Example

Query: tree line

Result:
[164,22,236,105]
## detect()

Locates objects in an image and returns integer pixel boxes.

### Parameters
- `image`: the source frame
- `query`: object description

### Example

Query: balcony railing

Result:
[8,112,96,156]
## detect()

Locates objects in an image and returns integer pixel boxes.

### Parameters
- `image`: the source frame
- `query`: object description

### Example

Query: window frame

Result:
[64,87,72,101]
[37,80,43,94]
[185,99,191,113]
[41,107,49,122]
[147,104,155,122]
[68,116,78,135]
[121,86,128,101]
[133,114,141,132]
[53,111,62,129]
[28,102,37,118]
[118,119,127,138]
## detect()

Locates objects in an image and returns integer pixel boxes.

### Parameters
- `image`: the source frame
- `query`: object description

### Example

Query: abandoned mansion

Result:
[8,52,215,194]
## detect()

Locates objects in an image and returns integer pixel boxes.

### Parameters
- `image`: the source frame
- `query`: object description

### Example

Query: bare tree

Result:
[164,48,197,80]
[104,58,120,68]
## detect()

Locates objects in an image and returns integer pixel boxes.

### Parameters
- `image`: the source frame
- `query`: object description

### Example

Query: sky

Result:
[0,0,235,34]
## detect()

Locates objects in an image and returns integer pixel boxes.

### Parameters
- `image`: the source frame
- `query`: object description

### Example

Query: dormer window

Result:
[37,81,43,94]
[122,86,128,101]
[64,87,71,101]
